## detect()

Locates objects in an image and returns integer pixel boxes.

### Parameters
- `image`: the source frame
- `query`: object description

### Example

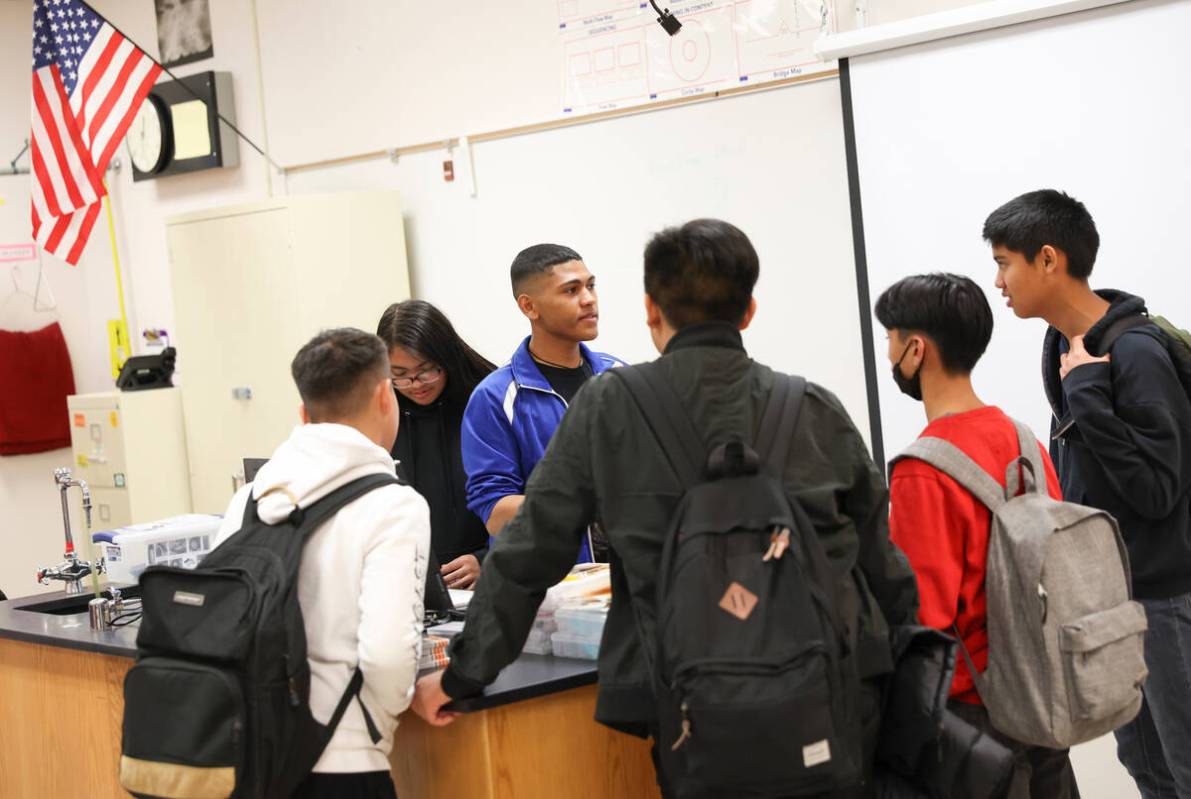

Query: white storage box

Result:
[550,631,601,660]
[555,597,610,639]
[93,514,222,584]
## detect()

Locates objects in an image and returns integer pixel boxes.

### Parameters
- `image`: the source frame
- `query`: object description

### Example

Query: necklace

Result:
[528,345,582,370]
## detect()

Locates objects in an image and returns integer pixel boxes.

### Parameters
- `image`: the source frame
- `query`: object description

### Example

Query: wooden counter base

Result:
[0,638,660,799]
[0,638,132,799]
[392,682,661,799]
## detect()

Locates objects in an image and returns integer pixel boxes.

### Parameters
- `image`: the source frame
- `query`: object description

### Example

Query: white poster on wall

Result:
[560,0,838,116]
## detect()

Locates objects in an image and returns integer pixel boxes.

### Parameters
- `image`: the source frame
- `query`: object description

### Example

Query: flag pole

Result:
[79,0,284,174]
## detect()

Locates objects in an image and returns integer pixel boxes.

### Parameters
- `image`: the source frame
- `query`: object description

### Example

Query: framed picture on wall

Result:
[155,0,214,68]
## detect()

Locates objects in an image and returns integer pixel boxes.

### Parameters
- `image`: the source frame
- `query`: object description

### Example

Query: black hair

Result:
[874,273,993,374]
[982,189,1100,280]
[291,328,389,421]
[510,243,583,297]
[643,218,759,329]
[376,299,495,410]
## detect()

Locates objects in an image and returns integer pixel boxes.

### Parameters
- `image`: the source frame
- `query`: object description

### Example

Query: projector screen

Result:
[847,0,1191,459]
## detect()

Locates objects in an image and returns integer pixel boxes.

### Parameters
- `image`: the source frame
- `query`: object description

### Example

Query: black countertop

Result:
[0,589,598,713]
[0,587,141,657]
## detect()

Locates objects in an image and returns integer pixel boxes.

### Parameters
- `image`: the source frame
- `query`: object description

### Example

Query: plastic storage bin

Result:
[550,631,601,660]
[522,613,557,655]
[93,514,222,584]
[555,599,609,639]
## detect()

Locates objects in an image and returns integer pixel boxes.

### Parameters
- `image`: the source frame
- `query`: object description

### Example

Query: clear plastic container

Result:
[538,564,612,614]
[550,630,601,660]
[523,630,553,656]
[555,599,609,639]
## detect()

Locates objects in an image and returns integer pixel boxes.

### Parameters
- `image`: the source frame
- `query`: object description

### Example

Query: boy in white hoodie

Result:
[214,328,430,799]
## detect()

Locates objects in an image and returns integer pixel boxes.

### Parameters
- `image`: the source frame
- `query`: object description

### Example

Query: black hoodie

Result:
[1042,289,1191,600]
[391,392,489,567]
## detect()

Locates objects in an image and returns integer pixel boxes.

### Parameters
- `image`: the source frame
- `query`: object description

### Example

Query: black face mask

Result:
[892,342,923,401]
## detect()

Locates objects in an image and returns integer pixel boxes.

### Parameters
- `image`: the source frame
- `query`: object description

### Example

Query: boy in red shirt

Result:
[876,273,1079,799]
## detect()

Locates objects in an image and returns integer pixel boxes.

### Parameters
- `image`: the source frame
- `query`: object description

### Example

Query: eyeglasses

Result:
[391,365,443,389]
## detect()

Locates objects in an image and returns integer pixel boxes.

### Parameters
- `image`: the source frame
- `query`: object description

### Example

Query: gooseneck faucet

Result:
[36,467,104,595]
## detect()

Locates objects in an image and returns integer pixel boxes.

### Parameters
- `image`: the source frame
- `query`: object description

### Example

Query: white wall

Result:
[253,0,986,168]
[284,80,867,425]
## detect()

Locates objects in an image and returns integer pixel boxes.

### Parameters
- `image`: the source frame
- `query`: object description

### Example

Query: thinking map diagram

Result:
[559,0,838,116]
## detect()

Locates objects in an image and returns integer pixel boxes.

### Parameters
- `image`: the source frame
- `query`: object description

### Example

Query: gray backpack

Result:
[893,419,1147,749]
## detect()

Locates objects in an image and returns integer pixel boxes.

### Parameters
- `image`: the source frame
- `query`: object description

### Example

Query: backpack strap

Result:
[326,669,383,745]
[951,622,987,697]
[291,473,402,534]
[290,475,398,746]
[754,374,808,473]
[243,472,401,534]
[240,471,401,745]
[1098,313,1151,356]
[609,365,706,487]
[752,376,850,653]
[1008,420,1046,498]
[892,438,1006,511]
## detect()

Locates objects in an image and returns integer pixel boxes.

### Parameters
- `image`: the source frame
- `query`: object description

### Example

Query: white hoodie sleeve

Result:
[213,485,251,547]
[354,484,431,721]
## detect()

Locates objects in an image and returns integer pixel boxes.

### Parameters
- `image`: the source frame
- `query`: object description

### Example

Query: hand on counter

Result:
[441,554,480,589]
[412,670,460,727]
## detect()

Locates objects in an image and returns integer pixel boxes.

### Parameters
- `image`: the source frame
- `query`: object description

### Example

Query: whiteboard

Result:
[256,0,840,167]
[284,76,875,444]
[848,0,1191,459]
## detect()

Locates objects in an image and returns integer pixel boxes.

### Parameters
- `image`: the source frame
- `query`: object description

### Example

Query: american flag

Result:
[30,0,161,265]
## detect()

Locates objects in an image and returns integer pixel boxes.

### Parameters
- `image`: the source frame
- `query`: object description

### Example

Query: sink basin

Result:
[15,586,141,616]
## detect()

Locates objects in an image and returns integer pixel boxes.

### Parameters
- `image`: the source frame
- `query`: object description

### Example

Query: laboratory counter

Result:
[0,588,660,798]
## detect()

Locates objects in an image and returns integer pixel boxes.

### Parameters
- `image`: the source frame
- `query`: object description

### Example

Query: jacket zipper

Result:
[518,382,569,408]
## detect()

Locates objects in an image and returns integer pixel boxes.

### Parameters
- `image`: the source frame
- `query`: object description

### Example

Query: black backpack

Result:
[1100,312,1191,399]
[612,366,862,798]
[119,473,398,799]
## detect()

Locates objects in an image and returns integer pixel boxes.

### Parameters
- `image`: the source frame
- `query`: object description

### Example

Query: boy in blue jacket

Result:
[461,243,624,563]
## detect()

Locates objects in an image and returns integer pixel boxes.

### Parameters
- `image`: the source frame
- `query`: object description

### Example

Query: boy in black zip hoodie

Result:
[984,189,1191,799]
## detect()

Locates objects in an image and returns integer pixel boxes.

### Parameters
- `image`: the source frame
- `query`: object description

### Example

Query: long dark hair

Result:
[376,300,495,410]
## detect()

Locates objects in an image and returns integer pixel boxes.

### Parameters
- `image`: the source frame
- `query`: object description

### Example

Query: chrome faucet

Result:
[36,467,104,595]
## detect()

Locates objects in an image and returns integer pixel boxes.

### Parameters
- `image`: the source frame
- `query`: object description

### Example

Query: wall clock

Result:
[127,71,239,182]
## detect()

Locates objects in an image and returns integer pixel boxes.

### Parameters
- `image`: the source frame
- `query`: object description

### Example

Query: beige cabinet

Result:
[167,193,410,513]
[66,388,191,529]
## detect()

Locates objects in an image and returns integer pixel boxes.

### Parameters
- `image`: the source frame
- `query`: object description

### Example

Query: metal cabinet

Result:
[166,192,410,513]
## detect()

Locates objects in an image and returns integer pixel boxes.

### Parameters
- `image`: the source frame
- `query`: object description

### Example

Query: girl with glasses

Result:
[377,300,495,589]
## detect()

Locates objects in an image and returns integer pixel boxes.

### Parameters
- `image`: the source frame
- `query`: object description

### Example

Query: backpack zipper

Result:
[668,646,828,751]
[671,700,692,751]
